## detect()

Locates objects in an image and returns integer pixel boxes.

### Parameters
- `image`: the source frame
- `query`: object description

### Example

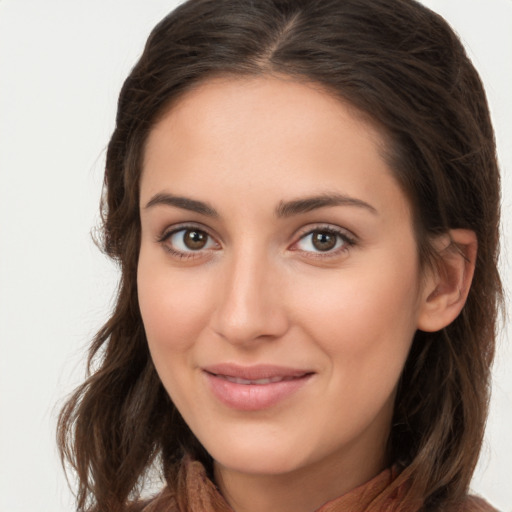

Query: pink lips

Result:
[202,363,314,411]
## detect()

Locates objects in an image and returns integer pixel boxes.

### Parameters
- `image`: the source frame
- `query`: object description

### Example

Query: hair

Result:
[58,0,502,511]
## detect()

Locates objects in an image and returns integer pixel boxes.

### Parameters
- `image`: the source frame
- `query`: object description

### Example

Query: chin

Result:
[208,438,309,476]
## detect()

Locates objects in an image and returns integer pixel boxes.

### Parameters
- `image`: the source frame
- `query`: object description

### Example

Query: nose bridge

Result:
[212,242,287,344]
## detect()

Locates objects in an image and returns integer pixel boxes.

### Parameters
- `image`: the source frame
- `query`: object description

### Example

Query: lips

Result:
[202,364,314,411]
[221,375,299,385]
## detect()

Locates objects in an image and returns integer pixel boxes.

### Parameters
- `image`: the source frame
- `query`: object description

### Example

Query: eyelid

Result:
[289,224,357,256]
[156,222,218,243]
[155,222,357,260]
[293,223,357,242]
[156,222,221,259]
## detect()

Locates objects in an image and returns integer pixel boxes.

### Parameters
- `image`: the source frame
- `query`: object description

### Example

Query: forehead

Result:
[141,75,410,223]
[146,74,386,160]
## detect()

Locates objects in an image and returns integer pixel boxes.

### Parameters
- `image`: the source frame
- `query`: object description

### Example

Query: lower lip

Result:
[204,372,313,411]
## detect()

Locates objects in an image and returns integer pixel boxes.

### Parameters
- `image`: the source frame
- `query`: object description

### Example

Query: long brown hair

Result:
[58,0,502,510]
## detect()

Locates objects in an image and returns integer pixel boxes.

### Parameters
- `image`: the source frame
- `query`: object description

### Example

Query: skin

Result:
[137,75,474,512]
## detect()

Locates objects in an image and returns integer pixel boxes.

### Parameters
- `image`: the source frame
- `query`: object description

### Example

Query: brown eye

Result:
[294,227,353,255]
[311,231,337,251]
[183,229,208,250]
[165,227,218,254]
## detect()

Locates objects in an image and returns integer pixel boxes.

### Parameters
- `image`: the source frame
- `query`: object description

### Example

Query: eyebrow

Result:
[276,193,378,217]
[144,192,377,218]
[144,193,219,217]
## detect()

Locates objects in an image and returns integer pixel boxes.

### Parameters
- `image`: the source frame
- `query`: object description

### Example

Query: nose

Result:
[210,248,289,346]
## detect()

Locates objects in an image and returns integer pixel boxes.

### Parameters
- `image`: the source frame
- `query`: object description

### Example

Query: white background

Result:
[0,1,510,511]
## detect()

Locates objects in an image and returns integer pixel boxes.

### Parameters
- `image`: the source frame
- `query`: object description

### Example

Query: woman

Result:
[58,0,503,511]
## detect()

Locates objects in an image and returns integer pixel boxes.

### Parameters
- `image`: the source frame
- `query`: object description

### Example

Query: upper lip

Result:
[202,363,313,380]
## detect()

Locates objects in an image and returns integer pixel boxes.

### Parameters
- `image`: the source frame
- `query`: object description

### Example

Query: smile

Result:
[202,364,314,411]
[220,375,299,385]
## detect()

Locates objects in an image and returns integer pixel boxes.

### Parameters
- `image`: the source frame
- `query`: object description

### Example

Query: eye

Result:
[293,227,355,255]
[158,226,220,257]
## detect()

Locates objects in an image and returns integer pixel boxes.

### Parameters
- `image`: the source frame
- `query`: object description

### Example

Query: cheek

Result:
[294,262,420,437]
[137,258,213,356]
[292,250,421,375]
[137,258,216,414]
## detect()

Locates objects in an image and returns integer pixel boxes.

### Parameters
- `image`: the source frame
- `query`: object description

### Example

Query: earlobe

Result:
[417,229,477,333]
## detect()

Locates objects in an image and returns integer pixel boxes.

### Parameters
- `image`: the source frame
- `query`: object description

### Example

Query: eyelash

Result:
[292,225,356,259]
[156,223,357,261]
[156,223,219,260]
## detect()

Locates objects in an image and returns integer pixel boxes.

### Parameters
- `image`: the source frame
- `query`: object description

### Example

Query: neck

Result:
[213,440,389,512]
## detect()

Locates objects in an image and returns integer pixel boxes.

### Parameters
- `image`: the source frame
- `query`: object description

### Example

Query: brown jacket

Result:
[133,456,497,512]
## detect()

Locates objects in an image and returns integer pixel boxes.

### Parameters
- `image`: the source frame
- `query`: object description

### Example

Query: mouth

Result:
[214,374,304,385]
[202,364,314,411]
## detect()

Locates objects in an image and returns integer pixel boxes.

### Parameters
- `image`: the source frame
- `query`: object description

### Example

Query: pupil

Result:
[312,231,336,251]
[184,230,207,250]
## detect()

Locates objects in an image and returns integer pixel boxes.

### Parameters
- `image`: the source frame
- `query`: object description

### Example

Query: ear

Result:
[417,229,477,333]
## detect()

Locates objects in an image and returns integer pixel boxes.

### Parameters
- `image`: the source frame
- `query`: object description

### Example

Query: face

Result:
[138,76,427,485]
